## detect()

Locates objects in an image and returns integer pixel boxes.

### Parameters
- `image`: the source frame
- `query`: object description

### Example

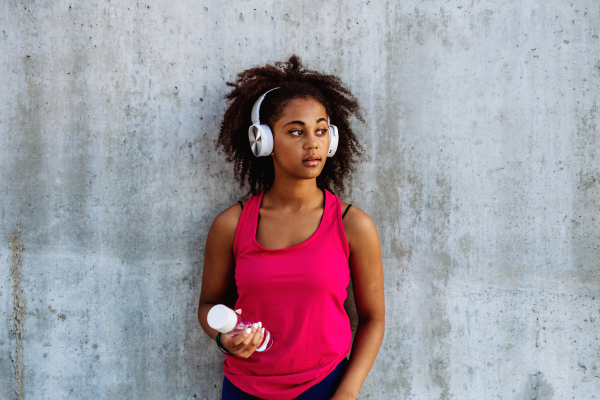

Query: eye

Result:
[288,129,302,136]
[317,128,328,136]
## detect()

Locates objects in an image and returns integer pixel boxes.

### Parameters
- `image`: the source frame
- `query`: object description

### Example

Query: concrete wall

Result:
[1,1,599,399]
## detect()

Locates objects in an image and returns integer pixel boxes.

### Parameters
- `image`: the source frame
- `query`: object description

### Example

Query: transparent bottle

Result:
[207,304,273,352]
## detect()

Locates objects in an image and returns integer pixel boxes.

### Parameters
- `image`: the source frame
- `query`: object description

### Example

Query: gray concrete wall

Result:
[1,1,599,399]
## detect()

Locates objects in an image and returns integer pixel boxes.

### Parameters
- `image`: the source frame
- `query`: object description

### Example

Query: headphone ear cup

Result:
[327,124,339,157]
[248,124,274,157]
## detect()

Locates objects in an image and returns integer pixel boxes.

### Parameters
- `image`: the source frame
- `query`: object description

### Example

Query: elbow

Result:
[357,314,385,330]
[355,315,385,348]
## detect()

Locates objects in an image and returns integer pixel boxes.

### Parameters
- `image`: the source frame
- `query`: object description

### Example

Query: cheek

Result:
[273,136,300,155]
[272,143,297,165]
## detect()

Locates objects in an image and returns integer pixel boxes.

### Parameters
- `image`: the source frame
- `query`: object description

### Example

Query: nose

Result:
[304,130,319,150]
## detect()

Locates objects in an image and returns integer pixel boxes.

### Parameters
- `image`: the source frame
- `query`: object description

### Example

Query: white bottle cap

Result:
[207,304,237,333]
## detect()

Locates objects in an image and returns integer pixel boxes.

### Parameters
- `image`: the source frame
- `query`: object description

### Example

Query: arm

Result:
[331,206,385,400]
[197,202,264,358]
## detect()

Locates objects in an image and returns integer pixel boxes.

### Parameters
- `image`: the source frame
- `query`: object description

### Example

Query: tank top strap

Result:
[233,191,263,258]
[324,189,350,259]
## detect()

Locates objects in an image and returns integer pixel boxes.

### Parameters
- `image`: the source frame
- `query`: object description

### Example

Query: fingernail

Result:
[246,328,251,334]
[262,327,265,333]
[235,309,242,313]
[253,323,258,329]
[258,321,262,328]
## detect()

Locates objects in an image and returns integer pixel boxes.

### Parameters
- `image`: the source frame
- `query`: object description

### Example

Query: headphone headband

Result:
[251,87,279,125]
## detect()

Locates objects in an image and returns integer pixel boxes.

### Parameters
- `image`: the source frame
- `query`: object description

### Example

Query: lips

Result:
[302,155,321,161]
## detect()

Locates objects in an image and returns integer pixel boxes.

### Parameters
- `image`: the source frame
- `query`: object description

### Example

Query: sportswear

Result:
[224,189,352,400]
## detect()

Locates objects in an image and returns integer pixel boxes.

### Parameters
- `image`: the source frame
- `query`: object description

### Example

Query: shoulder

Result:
[339,200,379,250]
[208,198,249,240]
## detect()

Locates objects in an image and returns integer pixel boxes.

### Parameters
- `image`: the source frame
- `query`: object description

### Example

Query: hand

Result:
[219,310,265,358]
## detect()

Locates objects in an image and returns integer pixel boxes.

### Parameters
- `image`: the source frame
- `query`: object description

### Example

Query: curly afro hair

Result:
[216,55,366,196]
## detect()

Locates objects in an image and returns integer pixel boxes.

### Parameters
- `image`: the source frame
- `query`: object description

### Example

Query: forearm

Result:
[332,317,385,399]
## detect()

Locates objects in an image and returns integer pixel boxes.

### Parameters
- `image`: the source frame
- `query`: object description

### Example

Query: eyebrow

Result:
[283,117,327,127]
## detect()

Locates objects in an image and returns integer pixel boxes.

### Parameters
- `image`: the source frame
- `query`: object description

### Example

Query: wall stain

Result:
[518,371,554,400]
[9,220,26,400]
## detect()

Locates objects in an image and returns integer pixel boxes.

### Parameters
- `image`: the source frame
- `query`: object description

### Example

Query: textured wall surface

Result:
[1,1,599,399]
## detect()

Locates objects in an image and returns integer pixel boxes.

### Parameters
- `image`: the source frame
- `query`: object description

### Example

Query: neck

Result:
[265,177,322,210]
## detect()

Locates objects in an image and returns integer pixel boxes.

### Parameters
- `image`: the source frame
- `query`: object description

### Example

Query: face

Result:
[270,97,330,181]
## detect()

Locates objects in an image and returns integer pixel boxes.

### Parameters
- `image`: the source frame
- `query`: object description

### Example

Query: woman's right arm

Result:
[197,203,265,358]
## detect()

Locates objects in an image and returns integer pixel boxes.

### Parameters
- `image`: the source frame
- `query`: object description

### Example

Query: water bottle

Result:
[207,304,273,352]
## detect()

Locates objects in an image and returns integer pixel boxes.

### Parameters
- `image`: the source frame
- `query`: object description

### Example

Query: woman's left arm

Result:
[331,206,385,400]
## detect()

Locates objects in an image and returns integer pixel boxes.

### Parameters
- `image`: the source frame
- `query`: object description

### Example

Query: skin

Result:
[198,97,385,400]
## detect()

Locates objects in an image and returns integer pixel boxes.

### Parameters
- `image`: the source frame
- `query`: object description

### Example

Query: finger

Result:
[251,327,261,347]
[231,328,251,346]
[252,326,264,348]
[235,309,242,314]
[242,324,259,346]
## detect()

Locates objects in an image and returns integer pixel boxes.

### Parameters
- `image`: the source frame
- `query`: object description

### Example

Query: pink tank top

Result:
[224,189,352,400]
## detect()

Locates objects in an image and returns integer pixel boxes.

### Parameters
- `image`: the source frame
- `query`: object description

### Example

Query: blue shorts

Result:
[221,358,351,400]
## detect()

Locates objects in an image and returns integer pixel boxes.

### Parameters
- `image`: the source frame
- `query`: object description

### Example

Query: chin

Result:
[301,171,323,180]
[290,168,321,179]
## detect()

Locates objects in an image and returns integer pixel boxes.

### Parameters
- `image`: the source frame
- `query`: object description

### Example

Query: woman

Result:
[198,55,384,400]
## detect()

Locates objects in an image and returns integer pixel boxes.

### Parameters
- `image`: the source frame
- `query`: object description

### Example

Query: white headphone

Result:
[248,87,339,157]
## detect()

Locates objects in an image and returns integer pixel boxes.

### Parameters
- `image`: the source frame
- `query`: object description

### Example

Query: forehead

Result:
[278,97,327,121]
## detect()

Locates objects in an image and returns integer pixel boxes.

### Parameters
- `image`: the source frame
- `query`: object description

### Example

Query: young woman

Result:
[198,55,385,400]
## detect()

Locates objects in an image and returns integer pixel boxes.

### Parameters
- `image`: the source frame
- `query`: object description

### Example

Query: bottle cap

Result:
[207,304,237,333]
